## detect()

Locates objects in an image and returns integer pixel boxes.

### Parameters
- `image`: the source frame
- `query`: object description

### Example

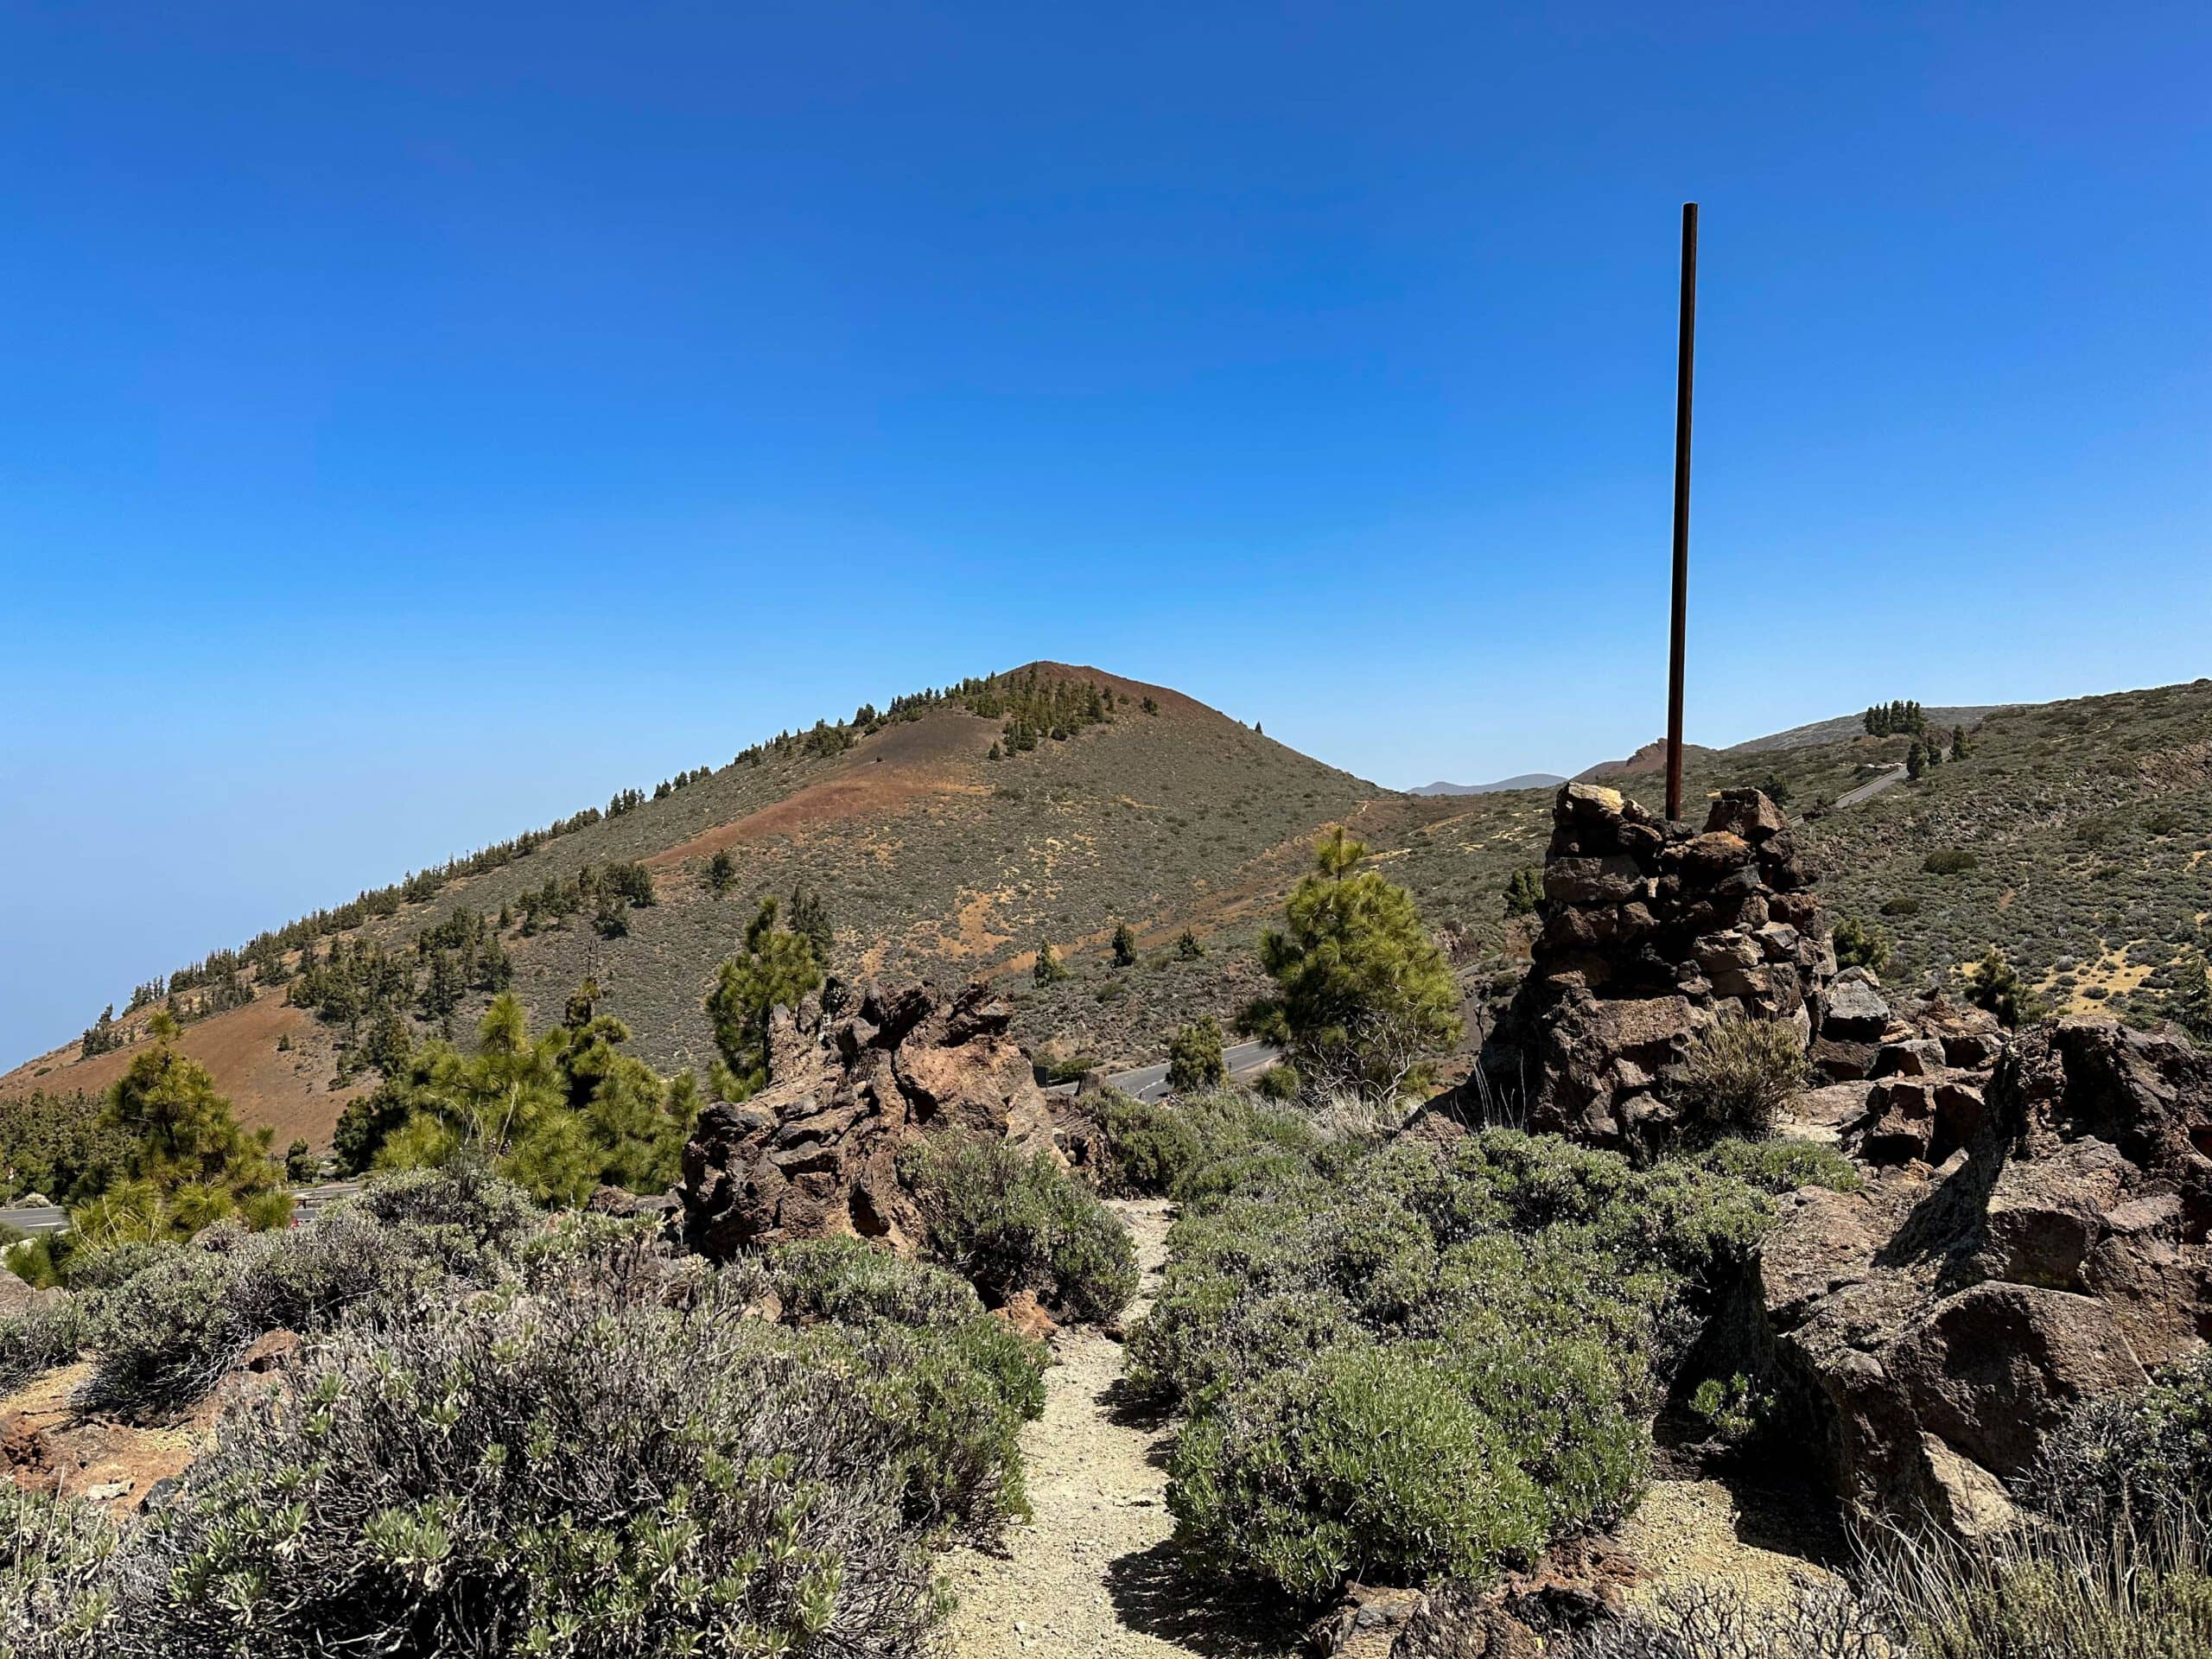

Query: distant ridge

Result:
[1723,705,2011,755]
[1572,739,1722,783]
[1409,773,1567,797]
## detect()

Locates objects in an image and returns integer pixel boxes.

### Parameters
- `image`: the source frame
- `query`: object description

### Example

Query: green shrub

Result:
[1254,1063,1300,1101]
[1669,1016,1807,1138]
[105,1268,943,1656]
[898,1135,1137,1322]
[1169,1344,1549,1599]
[1166,1017,1227,1092]
[1688,1373,1770,1446]
[1924,849,1980,875]
[1090,1093,1205,1197]
[1832,914,1892,974]
[1138,1130,1772,1601]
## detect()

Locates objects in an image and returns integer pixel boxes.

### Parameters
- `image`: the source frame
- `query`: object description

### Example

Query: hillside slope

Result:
[1367,678,2212,1031]
[15,669,2211,1154]
[4,664,1384,1145]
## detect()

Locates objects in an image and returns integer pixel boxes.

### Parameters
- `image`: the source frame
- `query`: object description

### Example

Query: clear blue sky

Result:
[3,2,2208,1065]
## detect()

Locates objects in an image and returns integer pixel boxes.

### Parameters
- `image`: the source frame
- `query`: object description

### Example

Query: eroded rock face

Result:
[1747,1018,2212,1530]
[679,979,1059,1261]
[1480,785,1834,1149]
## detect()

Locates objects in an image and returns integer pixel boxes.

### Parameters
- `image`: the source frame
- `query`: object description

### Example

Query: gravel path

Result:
[940,1199,1288,1659]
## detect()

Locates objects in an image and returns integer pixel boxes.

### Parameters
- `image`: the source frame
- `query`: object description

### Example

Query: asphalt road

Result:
[1834,763,1909,810]
[1097,1040,1279,1103]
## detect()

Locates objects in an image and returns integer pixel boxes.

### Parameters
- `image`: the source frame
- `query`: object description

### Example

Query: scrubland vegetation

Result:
[0,1162,1051,1656]
[1115,1096,1834,1600]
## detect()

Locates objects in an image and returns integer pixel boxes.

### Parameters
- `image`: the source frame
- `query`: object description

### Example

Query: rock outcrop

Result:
[1747,1017,2212,1531]
[1481,784,1835,1148]
[680,979,1059,1261]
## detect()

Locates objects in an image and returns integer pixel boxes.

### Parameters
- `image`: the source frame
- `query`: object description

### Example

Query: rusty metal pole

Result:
[1665,201,1698,823]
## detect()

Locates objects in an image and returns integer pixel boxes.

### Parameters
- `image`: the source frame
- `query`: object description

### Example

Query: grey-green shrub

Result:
[1137,1130,1775,1601]
[0,1485,119,1654]
[2019,1351,2212,1529]
[1669,1016,1808,1138]
[0,1298,84,1396]
[766,1236,1047,1532]
[102,1270,941,1658]
[771,1235,986,1332]
[1091,1087,1336,1205]
[898,1135,1137,1322]
[79,1162,536,1415]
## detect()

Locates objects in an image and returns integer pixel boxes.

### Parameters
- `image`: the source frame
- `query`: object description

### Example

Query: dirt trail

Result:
[941,1199,1285,1658]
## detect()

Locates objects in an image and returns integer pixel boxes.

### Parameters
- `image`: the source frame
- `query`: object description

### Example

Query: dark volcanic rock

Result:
[1475,785,1835,1150]
[680,979,1059,1261]
[1746,1017,2212,1532]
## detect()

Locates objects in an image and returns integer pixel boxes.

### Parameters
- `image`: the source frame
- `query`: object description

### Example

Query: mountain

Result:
[2,664,1400,1147]
[1572,738,1723,781]
[1409,773,1567,797]
[13,668,2212,1154]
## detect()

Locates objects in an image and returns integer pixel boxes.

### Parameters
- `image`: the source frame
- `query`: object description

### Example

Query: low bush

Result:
[104,1268,943,1657]
[1171,1344,1549,1599]
[71,1161,541,1416]
[19,1225,1052,1652]
[898,1135,1137,1322]
[1087,1087,1335,1202]
[0,1298,84,1395]
[1669,1016,1808,1138]
[1923,849,1980,875]
[1138,1130,1774,1601]
[772,1235,986,1332]
[1684,1135,1862,1195]
[0,1484,120,1652]
[2020,1351,2212,1529]
[1565,1582,1884,1657]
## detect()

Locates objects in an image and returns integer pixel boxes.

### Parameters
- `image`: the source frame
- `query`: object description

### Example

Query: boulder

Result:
[1746,1018,2212,1529]
[1821,972,1892,1042]
[681,979,1063,1261]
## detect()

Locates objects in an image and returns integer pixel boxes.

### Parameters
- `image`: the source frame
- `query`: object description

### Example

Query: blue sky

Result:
[3,2,2208,1065]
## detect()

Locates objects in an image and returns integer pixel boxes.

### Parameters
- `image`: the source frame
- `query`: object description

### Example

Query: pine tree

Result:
[1111,922,1137,968]
[789,885,834,967]
[1949,724,1969,761]
[1166,1017,1227,1092]
[705,899,824,1103]
[1503,867,1544,918]
[1907,741,1926,779]
[704,849,738,897]
[1833,914,1893,975]
[1241,834,1463,1103]
[1033,940,1069,986]
[1967,948,2046,1030]
[1175,929,1205,962]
